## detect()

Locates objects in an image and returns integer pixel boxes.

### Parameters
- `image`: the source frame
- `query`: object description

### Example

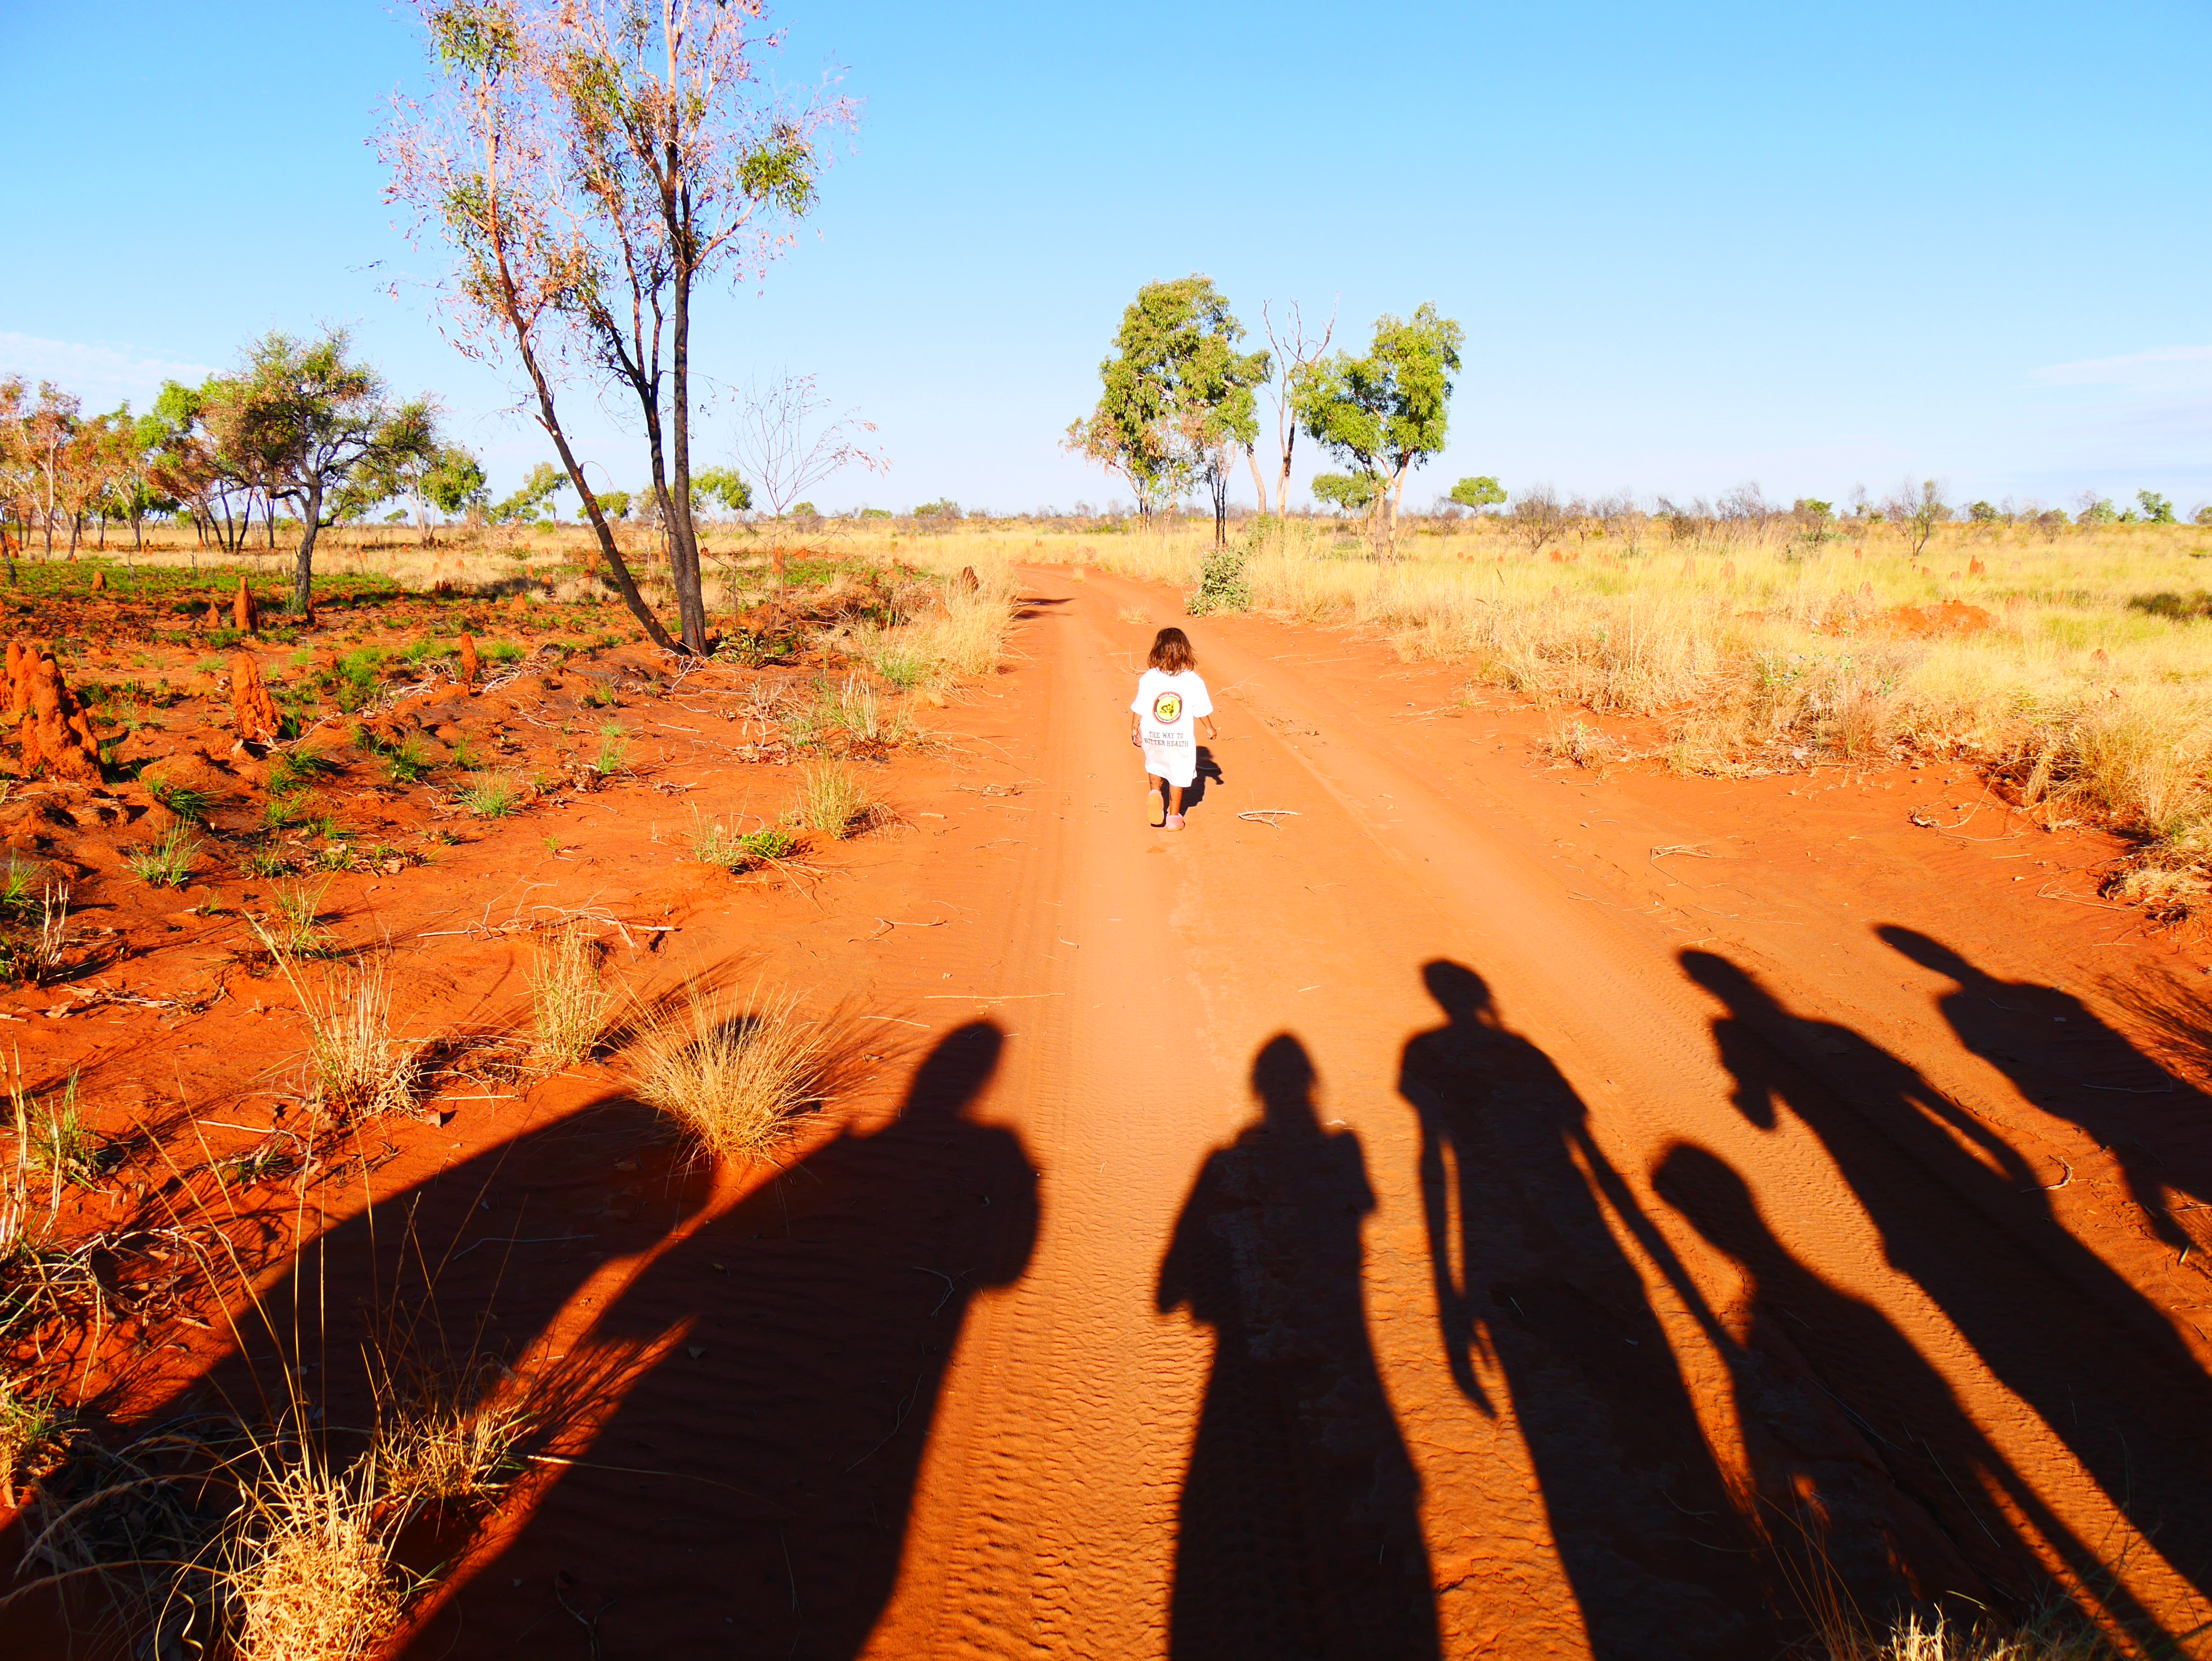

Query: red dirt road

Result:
[15,566,2212,1659]
[840,567,2212,1660]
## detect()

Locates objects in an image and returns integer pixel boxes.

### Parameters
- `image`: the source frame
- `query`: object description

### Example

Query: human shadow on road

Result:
[1682,949,2212,1623]
[1649,1142,2147,1629]
[1158,1034,1436,1661]
[429,1020,1040,1660]
[0,1094,693,1656]
[1881,925,2212,1252]
[1398,962,1773,1660]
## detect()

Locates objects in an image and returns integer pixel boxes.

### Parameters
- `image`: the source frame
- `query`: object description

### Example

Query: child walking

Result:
[1129,627,1219,830]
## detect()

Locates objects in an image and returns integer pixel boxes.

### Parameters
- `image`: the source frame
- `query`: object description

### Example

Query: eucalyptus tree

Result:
[209,329,438,614]
[382,0,853,654]
[1291,304,1463,558]
[1066,275,1269,540]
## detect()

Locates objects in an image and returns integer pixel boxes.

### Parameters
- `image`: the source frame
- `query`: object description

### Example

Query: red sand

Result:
[7,568,2212,1658]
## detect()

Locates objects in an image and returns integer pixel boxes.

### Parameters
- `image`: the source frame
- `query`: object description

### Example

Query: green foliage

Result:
[593,722,630,776]
[1449,475,1505,511]
[1966,500,1999,523]
[382,735,434,784]
[217,326,438,533]
[1888,479,1953,554]
[1188,538,1253,616]
[491,461,569,525]
[1064,275,1270,513]
[263,874,335,956]
[124,826,200,888]
[462,776,521,817]
[691,467,751,514]
[0,860,35,911]
[421,444,489,517]
[269,745,338,791]
[2138,490,2177,525]
[2077,496,2119,527]
[2194,504,2212,527]
[1313,473,1376,513]
[242,843,295,878]
[690,812,802,870]
[27,1074,110,1188]
[1291,304,1463,546]
[583,488,632,521]
[912,499,962,519]
[144,776,211,822]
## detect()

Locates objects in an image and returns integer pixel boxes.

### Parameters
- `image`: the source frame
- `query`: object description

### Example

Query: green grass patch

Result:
[124,826,200,888]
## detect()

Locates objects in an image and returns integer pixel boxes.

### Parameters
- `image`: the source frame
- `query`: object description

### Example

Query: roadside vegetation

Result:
[1054,506,2212,914]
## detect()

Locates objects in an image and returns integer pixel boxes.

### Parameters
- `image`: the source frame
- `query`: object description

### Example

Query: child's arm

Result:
[1200,714,1220,740]
[1129,710,1143,747]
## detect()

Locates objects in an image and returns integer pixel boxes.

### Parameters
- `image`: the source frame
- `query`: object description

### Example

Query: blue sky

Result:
[4,1,2209,515]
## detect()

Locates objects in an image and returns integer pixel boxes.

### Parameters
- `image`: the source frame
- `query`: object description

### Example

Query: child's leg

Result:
[1144,771,1165,827]
[1167,784,1185,815]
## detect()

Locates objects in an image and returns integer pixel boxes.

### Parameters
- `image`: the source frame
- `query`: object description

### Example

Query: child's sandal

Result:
[1146,789,1165,828]
[1165,813,1185,830]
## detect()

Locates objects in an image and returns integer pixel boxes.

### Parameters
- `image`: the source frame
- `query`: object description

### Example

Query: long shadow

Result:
[0,1095,692,1657]
[1682,949,2212,1625]
[1650,1142,2138,1628]
[1398,962,1775,1659]
[1157,1035,1436,1661]
[405,1020,1039,1660]
[3,1026,1036,1661]
[1881,926,2212,1251]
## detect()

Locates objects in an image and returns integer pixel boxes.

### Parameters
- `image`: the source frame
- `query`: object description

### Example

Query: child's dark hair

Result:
[1148,627,1196,674]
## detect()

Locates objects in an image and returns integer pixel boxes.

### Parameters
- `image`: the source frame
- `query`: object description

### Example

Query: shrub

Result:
[1186,539,1252,616]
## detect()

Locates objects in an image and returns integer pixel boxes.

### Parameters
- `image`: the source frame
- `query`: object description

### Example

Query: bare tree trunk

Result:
[667,245,708,654]
[518,340,681,656]
[1244,443,1269,523]
[293,483,322,619]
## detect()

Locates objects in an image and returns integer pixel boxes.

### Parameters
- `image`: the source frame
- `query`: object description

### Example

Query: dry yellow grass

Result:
[1815,1608,2120,1661]
[1054,515,2212,882]
[88,509,2211,883]
[790,760,879,837]
[370,1359,528,1512]
[528,922,613,1065]
[254,939,424,1121]
[222,1455,404,1661]
[629,988,840,1163]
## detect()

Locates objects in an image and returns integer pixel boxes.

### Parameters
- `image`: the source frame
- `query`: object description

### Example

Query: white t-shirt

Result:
[1131,668,1213,781]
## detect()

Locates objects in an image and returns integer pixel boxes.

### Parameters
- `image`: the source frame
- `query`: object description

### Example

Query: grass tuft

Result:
[371,1356,528,1512]
[222,1454,405,1661]
[460,775,522,818]
[529,922,613,1064]
[261,875,335,958]
[790,761,879,838]
[254,940,424,1121]
[629,989,840,1163]
[124,826,201,888]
